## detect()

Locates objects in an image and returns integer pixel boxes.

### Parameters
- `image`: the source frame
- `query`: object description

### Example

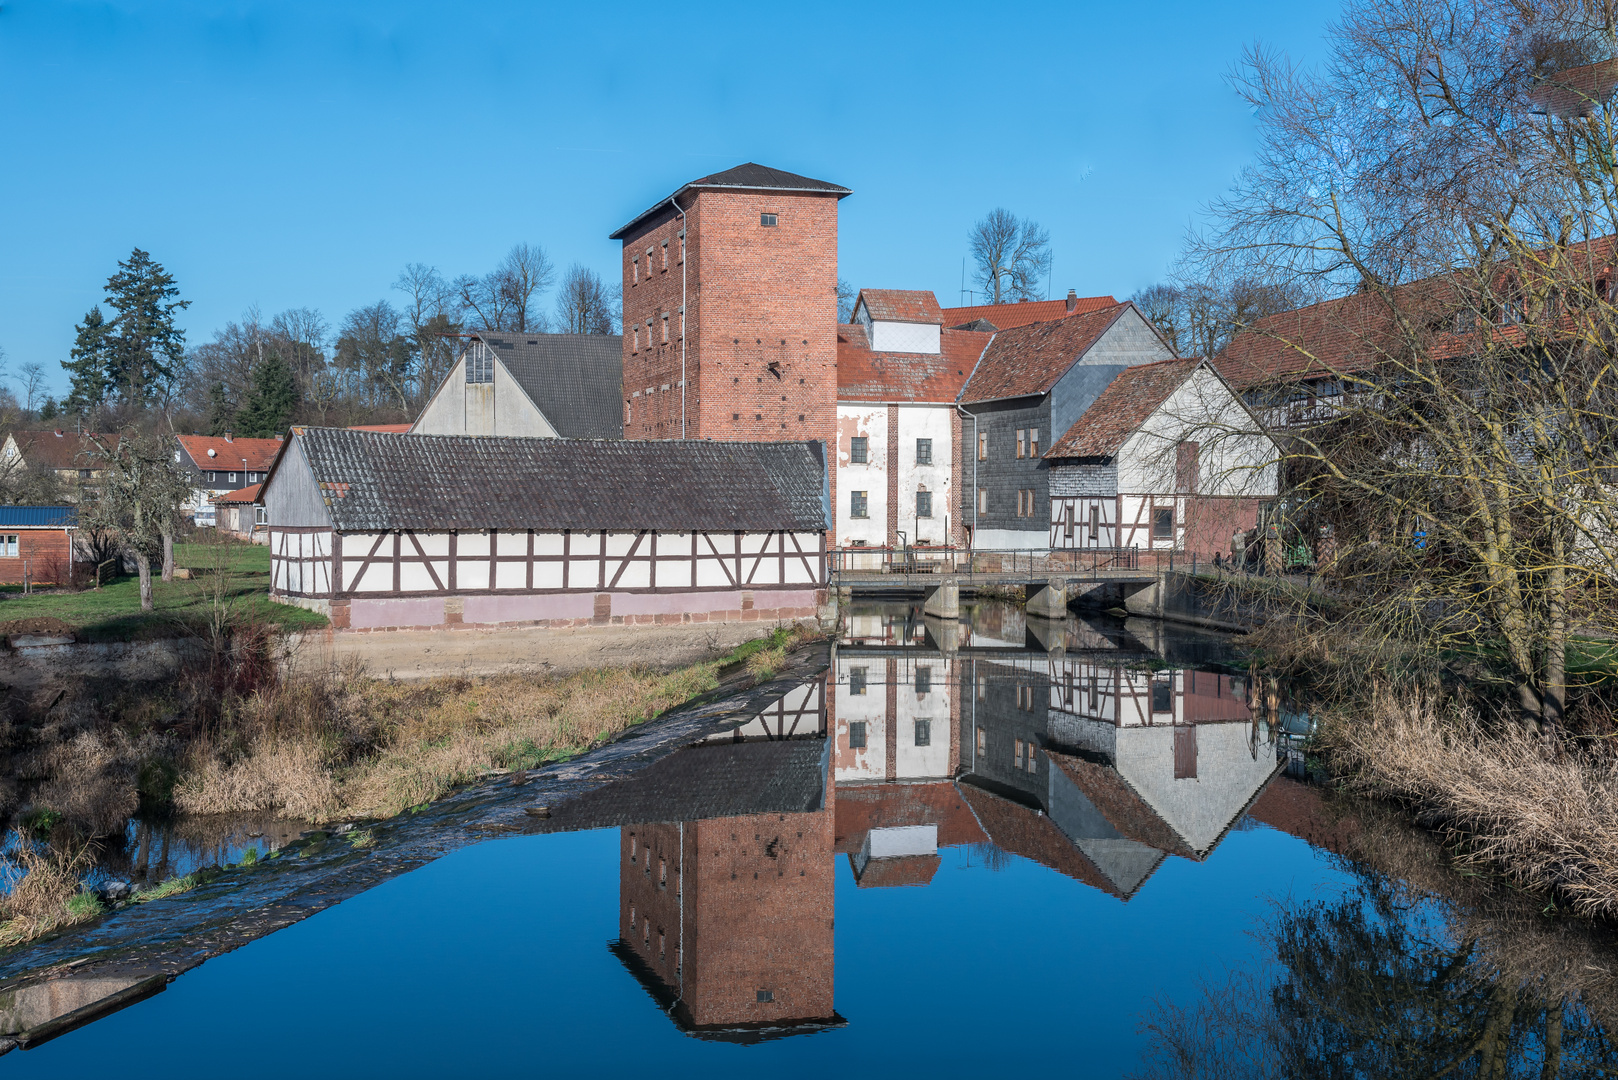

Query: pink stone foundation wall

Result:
[329,589,825,632]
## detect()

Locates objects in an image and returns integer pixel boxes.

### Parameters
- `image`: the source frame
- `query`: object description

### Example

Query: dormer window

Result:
[465,340,494,384]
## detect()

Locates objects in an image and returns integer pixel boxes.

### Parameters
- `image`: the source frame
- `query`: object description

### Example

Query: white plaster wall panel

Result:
[534,533,566,557]
[834,669,888,781]
[457,559,490,591]
[613,558,651,589]
[973,526,1050,549]
[1112,721,1278,853]
[495,560,527,590]
[605,532,639,557]
[458,533,491,558]
[400,563,437,592]
[836,405,888,547]
[411,356,468,435]
[896,405,954,545]
[532,561,565,589]
[414,533,450,557]
[696,555,734,587]
[488,358,558,437]
[869,320,941,354]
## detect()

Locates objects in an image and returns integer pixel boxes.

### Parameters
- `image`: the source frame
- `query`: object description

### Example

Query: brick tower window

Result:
[760,213,777,227]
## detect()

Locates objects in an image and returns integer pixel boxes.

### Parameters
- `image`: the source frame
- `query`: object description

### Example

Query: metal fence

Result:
[827,546,1142,582]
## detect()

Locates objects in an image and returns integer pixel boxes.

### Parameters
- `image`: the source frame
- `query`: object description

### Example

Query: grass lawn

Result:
[0,541,325,642]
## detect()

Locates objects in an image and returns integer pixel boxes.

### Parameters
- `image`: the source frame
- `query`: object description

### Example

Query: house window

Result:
[914,719,931,747]
[916,490,932,518]
[1089,504,1100,540]
[916,438,932,465]
[757,990,774,1003]
[79,469,91,479]
[761,213,778,227]
[1029,428,1039,456]
[1174,726,1198,779]
[255,506,267,526]
[978,488,988,515]
[851,491,869,519]
[850,436,868,464]
[850,666,867,695]
[849,721,867,749]
[1153,506,1175,540]
[1014,739,1024,769]
[0,536,15,558]
[1016,429,1026,459]
[1153,674,1174,714]
[466,341,490,385]
[978,431,987,461]
[229,472,238,484]
[661,241,669,271]
[632,257,639,285]
[977,675,986,701]
[916,665,932,695]
[208,471,216,482]
[976,727,986,755]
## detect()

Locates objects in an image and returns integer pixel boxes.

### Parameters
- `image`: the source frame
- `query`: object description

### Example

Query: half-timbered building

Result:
[260,427,828,631]
[1044,358,1279,555]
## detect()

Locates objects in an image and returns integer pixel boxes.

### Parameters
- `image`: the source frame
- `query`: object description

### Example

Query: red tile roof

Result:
[956,782,1135,900]
[176,435,284,472]
[834,781,988,854]
[1045,357,1200,458]
[960,302,1132,404]
[1530,58,1618,118]
[940,294,1117,331]
[6,430,119,471]
[855,289,943,325]
[212,483,262,505]
[347,423,413,433]
[1216,235,1618,389]
[838,325,992,403]
[851,853,941,888]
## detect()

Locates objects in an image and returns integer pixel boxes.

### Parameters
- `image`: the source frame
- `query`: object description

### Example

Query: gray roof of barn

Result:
[287,428,829,533]
[610,162,851,239]
[471,332,623,439]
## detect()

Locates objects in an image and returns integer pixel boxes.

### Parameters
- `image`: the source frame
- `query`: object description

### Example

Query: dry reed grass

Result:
[174,626,810,822]
[0,831,100,948]
[1326,691,1618,919]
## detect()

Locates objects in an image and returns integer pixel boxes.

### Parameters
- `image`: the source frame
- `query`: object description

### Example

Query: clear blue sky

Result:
[0,0,1337,400]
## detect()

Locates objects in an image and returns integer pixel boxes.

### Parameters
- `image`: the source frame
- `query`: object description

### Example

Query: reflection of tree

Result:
[1135,860,1618,1078]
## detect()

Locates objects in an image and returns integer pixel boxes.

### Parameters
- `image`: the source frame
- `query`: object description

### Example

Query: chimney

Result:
[224,431,233,442]
[53,429,63,438]
[1066,289,1078,313]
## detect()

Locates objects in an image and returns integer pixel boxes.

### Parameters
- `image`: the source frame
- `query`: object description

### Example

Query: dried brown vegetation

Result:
[0,833,101,949]
[1325,690,1618,919]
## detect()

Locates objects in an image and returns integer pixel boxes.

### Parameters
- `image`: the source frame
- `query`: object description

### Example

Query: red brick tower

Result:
[610,163,849,448]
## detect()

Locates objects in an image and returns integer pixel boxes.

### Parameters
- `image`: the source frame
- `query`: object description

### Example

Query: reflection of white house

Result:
[833,651,956,784]
[1038,662,1279,896]
[1044,358,1279,554]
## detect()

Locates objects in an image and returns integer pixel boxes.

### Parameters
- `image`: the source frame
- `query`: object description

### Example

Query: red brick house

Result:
[0,506,80,585]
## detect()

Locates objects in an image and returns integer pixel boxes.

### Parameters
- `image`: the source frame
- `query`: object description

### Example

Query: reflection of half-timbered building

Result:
[260,428,828,631]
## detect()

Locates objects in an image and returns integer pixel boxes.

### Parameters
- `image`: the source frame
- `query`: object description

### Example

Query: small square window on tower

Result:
[760,213,777,227]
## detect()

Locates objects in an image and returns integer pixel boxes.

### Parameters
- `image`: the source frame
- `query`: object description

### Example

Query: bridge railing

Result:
[827,546,1142,580]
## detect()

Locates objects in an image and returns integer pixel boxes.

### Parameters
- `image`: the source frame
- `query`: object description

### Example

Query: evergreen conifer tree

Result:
[61,249,190,409]
[234,354,297,437]
[205,382,236,437]
[62,307,112,413]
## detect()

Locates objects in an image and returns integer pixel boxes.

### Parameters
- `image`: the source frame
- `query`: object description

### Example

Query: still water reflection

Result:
[5,604,1616,1076]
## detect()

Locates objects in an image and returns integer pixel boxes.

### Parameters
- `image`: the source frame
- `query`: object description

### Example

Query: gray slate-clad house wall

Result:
[412,332,623,439]
[261,428,827,631]
[958,303,1175,549]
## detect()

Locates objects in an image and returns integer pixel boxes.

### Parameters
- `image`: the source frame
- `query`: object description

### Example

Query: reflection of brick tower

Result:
[615,777,839,1037]
[610,163,848,451]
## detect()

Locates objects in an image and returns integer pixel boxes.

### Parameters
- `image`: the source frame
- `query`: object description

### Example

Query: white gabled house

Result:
[1043,358,1280,554]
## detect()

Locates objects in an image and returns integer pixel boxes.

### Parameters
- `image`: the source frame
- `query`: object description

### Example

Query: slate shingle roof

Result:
[855,289,943,325]
[959,302,1131,403]
[468,332,623,439]
[836,326,992,403]
[285,428,828,533]
[1044,357,1199,459]
[940,294,1117,331]
[1044,750,1199,859]
[611,162,851,239]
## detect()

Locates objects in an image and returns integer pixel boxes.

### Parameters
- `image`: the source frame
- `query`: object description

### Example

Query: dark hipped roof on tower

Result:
[610,163,852,239]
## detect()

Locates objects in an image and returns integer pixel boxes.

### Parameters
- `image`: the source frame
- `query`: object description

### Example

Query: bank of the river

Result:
[0,637,834,1052]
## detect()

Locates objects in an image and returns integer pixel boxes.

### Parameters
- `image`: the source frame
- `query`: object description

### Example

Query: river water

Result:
[4,603,1616,1076]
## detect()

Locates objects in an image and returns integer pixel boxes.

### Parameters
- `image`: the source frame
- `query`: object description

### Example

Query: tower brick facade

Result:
[612,165,848,538]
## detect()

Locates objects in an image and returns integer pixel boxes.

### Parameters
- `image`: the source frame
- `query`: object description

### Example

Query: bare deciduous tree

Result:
[84,430,193,608]
[393,264,462,404]
[456,243,555,334]
[553,263,618,334]
[968,209,1052,304]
